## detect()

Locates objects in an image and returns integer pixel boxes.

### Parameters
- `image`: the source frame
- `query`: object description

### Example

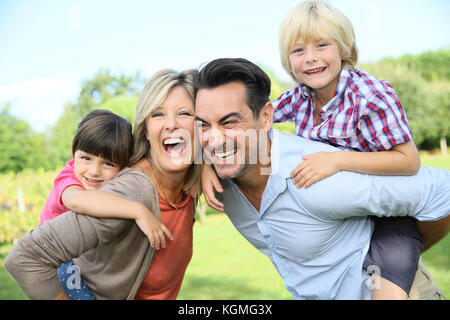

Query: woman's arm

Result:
[62,187,172,249]
[4,210,132,299]
[292,141,420,188]
[4,169,157,299]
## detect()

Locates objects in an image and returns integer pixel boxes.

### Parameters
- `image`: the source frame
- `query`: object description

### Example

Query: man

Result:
[193,58,449,300]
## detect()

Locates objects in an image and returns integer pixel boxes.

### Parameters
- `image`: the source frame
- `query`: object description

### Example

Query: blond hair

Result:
[130,69,200,193]
[280,1,358,81]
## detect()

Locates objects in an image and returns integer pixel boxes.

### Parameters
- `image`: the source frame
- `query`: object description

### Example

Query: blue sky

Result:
[1,0,449,132]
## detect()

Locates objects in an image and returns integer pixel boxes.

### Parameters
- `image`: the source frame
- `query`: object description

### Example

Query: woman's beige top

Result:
[5,168,160,300]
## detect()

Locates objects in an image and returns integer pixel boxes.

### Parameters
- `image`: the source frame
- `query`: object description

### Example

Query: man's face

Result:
[195,81,270,179]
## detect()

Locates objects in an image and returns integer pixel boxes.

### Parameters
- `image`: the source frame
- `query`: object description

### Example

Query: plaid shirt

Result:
[272,68,412,152]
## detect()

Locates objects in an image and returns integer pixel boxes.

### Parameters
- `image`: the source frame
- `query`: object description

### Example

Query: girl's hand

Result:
[201,165,224,212]
[135,210,173,250]
[290,152,340,188]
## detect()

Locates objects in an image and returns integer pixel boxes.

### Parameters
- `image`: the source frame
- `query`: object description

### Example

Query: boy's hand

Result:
[291,152,340,188]
[201,165,224,212]
[135,209,173,250]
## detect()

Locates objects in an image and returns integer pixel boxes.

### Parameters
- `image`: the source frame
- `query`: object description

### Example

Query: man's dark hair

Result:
[72,109,133,168]
[193,58,271,118]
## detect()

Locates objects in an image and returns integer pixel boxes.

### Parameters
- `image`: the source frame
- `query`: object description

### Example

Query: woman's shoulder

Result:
[101,165,158,202]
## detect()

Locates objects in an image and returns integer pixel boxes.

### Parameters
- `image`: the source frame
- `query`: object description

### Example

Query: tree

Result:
[47,69,144,167]
[0,104,54,172]
[358,60,448,151]
[260,64,296,135]
[74,69,144,118]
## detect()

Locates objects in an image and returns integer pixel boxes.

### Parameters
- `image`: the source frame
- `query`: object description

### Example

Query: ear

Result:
[259,101,274,132]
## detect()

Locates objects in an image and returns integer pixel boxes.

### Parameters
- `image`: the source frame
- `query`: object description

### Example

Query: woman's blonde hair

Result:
[280,0,358,81]
[130,69,200,193]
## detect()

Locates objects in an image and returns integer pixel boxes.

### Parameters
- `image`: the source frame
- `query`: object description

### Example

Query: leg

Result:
[408,261,447,300]
[57,261,95,300]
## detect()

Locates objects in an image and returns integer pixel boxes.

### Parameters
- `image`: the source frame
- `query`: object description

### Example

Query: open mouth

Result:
[162,137,187,157]
[304,66,327,75]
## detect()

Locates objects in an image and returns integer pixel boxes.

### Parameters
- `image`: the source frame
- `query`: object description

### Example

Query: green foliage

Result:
[0,169,55,243]
[381,48,450,82]
[0,105,55,172]
[96,95,138,126]
[45,70,143,169]
[358,56,449,148]
[259,64,294,102]
[73,69,144,119]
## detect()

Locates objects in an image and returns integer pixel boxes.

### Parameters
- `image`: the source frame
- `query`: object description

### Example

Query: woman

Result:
[5,69,200,300]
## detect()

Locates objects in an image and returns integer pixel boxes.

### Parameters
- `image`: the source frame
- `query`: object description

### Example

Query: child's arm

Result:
[292,140,420,188]
[62,187,173,250]
[201,164,224,212]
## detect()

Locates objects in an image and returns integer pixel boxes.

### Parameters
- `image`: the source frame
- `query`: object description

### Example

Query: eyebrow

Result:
[195,112,242,125]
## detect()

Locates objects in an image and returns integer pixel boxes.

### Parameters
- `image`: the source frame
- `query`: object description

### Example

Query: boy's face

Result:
[73,150,120,191]
[289,38,342,100]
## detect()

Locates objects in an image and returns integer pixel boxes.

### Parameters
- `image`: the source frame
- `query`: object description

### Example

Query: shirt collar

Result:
[269,128,293,180]
[299,67,352,112]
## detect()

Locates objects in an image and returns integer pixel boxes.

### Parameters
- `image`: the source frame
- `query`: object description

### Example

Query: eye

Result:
[81,156,91,161]
[151,111,164,118]
[223,120,238,128]
[291,47,303,54]
[104,161,117,168]
[179,110,193,117]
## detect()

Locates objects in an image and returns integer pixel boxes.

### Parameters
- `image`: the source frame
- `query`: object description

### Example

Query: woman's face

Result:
[145,85,195,173]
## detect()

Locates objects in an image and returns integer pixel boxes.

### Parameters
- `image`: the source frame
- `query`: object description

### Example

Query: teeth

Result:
[216,150,236,159]
[306,67,325,74]
[164,138,183,145]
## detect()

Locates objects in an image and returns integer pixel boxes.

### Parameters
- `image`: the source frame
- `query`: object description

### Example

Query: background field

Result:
[0,151,449,300]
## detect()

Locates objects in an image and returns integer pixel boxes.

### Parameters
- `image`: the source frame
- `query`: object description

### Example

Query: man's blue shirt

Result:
[217,129,449,299]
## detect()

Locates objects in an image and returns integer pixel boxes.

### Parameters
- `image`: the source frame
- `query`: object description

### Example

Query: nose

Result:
[88,162,102,177]
[205,127,226,148]
[304,47,317,64]
[164,114,178,131]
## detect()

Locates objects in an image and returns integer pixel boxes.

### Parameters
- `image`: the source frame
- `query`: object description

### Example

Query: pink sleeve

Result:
[53,160,84,206]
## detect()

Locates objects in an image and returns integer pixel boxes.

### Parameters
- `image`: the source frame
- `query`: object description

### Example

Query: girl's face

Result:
[73,150,120,190]
[145,85,195,174]
[289,37,342,100]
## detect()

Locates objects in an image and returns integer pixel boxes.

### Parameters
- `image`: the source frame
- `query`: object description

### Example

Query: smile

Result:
[83,177,104,185]
[162,137,187,157]
[215,149,237,160]
[304,67,327,75]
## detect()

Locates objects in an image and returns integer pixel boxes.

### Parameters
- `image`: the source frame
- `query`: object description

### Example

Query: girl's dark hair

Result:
[72,109,133,168]
[193,58,271,118]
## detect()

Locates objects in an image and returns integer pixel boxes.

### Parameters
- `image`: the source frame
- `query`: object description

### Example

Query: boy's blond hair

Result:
[280,1,358,82]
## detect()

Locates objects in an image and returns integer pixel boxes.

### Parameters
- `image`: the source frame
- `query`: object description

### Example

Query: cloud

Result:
[0,77,79,132]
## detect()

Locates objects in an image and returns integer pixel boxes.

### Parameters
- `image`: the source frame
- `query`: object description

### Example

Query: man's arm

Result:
[417,216,450,252]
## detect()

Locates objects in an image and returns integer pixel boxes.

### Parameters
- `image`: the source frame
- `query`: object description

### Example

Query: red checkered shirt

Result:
[272,68,413,152]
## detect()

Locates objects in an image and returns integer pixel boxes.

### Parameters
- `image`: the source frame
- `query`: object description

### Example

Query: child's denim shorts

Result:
[57,261,95,300]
